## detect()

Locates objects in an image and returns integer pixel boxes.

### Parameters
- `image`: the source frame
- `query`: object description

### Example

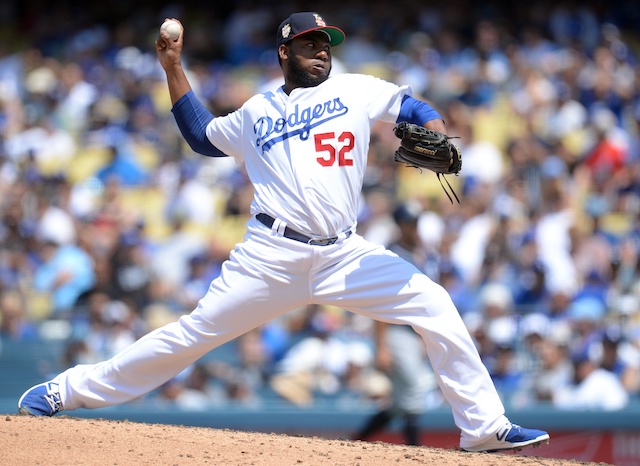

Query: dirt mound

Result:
[0,415,607,465]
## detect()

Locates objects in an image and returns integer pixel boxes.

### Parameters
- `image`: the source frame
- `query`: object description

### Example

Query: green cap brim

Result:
[291,26,345,47]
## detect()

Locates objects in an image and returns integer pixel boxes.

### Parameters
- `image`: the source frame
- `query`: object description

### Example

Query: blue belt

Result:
[256,213,351,246]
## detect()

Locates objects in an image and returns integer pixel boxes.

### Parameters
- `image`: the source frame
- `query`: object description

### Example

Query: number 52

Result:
[314,132,355,167]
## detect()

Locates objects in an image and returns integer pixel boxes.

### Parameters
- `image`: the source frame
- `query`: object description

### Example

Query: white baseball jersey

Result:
[206,74,410,237]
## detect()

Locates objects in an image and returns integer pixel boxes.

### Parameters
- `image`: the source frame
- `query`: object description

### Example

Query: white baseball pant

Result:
[57,216,507,447]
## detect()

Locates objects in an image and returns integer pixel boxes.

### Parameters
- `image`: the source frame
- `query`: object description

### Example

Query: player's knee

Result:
[413,278,457,315]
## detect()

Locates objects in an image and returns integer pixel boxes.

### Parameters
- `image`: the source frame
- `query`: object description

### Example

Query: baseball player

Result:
[18,12,549,453]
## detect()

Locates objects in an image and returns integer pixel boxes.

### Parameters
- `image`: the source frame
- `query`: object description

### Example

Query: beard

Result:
[286,53,331,88]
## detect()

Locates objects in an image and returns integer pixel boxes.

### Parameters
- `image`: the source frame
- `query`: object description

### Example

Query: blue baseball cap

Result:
[277,12,345,47]
[567,296,606,322]
[392,202,422,224]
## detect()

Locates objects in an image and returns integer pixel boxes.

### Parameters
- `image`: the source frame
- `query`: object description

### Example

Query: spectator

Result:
[32,236,96,317]
[155,364,220,410]
[596,325,640,395]
[535,174,579,296]
[164,162,216,226]
[0,242,29,292]
[34,189,77,247]
[565,296,607,356]
[581,108,628,189]
[95,145,148,187]
[0,290,38,340]
[528,321,574,403]
[544,288,574,320]
[178,252,221,310]
[489,342,524,404]
[56,63,99,135]
[553,346,629,411]
[270,305,372,406]
[150,212,207,293]
[612,237,640,295]
[510,235,547,313]
[518,312,551,374]
[450,185,497,285]
[108,231,152,313]
[67,291,142,363]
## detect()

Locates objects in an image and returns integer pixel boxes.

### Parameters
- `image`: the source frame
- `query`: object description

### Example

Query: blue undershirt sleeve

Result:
[171,90,225,157]
[396,95,443,126]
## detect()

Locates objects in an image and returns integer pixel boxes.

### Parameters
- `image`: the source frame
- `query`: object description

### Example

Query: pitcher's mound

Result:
[0,415,605,465]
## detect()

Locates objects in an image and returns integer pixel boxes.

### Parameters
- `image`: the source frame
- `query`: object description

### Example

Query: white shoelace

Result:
[44,383,63,413]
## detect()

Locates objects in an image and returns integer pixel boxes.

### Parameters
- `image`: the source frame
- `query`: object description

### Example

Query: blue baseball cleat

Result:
[18,380,64,416]
[461,423,550,453]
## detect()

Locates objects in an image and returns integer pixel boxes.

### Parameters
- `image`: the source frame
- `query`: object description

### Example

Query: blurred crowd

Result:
[1,0,640,413]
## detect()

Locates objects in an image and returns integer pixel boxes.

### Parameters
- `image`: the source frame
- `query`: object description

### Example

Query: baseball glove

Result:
[393,121,462,203]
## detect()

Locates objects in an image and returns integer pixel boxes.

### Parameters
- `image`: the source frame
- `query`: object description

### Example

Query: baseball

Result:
[160,19,182,41]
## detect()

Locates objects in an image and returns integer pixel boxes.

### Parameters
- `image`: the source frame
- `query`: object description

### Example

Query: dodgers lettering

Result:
[254,98,348,152]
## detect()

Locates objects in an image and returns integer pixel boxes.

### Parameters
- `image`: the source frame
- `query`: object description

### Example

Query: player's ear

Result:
[278,44,289,62]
